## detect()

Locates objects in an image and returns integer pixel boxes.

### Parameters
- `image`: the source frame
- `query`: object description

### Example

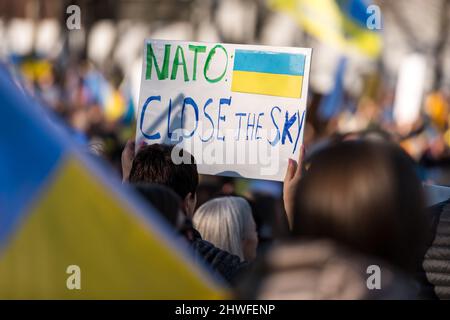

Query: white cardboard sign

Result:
[136,39,312,181]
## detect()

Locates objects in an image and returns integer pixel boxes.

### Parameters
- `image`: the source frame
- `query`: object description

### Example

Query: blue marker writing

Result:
[268,106,281,146]
[140,95,161,140]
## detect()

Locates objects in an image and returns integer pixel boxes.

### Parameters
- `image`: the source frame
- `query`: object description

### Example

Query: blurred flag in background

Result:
[0,68,225,299]
[269,0,382,58]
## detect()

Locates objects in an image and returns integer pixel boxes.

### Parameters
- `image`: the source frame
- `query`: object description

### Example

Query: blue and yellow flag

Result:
[231,50,306,99]
[269,0,382,58]
[0,67,226,299]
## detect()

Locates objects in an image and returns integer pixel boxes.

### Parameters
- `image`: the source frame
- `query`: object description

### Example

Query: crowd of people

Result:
[4,39,449,301]
[3,2,450,300]
[115,134,449,299]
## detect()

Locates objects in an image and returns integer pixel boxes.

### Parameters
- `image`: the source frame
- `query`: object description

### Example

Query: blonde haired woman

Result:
[193,196,258,262]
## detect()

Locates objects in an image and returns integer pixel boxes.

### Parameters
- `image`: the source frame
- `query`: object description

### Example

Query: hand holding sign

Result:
[136,39,312,181]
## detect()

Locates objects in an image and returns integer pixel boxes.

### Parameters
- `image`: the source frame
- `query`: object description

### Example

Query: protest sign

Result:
[136,39,312,181]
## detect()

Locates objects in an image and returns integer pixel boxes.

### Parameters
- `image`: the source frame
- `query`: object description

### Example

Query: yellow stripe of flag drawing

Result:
[231,50,305,99]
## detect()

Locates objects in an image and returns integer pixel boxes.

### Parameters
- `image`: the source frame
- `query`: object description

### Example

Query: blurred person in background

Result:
[193,196,258,262]
[247,192,289,256]
[291,141,428,272]
[240,140,430,299]
[134,183,185,230]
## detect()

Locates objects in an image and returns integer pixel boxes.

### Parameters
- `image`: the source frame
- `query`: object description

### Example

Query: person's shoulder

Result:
[191,238,217,256]
[192,238,238,264]
[426,198,450,245]
[191,238,248,282]
[427,198,450,222]
[237,240,418,299]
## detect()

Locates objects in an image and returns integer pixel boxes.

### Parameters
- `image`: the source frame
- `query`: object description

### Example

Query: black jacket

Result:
[422,199,450,299]
[187,227,248,285]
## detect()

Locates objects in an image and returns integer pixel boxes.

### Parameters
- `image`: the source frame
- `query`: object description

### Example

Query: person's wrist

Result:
[284,195,294,229]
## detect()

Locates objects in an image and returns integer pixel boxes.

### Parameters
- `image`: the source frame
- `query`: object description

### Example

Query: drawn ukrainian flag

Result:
[231,50,305,99]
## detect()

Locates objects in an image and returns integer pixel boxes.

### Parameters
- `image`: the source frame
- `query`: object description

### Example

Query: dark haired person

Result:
[122,141,247,284]
[240,140,430,299]
[128,143,198,218]
[134,183,184,229]
[292,141,427,272]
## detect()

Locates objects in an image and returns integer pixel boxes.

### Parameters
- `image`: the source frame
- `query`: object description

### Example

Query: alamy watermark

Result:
[167,124,288,177]
[66,5,81,30]
[66,264,81,290]
[366,5,382,30]
[366,264,381,290]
